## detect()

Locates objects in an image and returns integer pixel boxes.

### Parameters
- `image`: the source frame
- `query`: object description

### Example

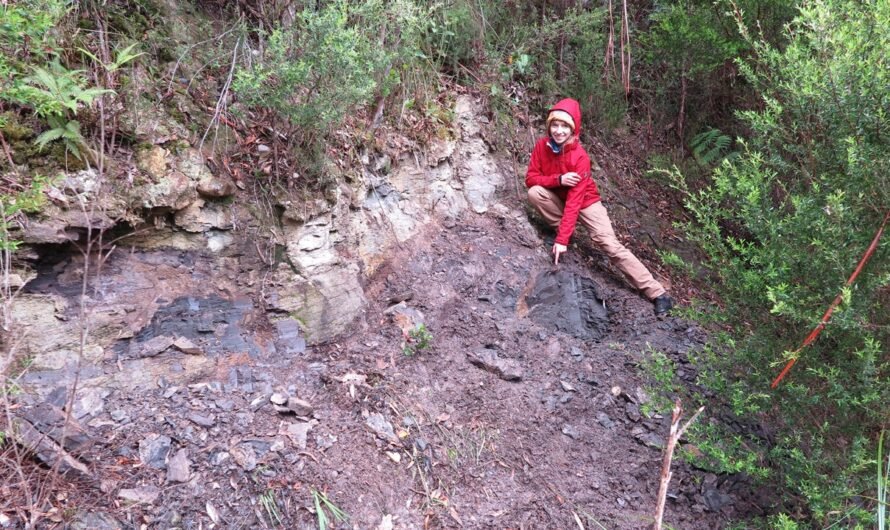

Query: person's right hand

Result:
[552,243,567,264]
[560,172,581,187]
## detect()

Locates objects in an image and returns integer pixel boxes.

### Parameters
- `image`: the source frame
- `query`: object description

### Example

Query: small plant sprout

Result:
[260,489,282,527]
[311,489,348,530]
[402,324,433,356]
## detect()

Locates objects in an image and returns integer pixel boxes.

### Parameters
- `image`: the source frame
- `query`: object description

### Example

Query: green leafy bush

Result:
[639,0,796,138]
[233,0,426,142]
[422,0,478,75]
[666,0,889,524]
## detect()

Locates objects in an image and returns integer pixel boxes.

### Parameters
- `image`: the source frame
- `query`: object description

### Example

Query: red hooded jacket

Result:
[525,98,601,246]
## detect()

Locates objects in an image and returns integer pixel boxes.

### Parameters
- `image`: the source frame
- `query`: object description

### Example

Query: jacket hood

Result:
[548,98,582,136]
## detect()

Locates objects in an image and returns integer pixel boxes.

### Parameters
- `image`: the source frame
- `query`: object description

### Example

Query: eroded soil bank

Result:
[6,193,768,529]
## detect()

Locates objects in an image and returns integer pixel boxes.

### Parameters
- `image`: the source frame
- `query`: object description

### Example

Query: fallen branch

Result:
[653,399,704,530]
[771,209,890,388]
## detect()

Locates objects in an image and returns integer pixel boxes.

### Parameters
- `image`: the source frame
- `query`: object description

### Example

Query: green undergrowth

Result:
[643,1,890,526]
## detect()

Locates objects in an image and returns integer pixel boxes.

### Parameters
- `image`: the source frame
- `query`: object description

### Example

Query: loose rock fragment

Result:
[139,434,172,469]
[135,335,175,358]
[9,416,92,479]
[166,449,191,483]
[20,403,91,451]
[466,348,523,381]
[173,337,203,355]
[625,402,642,422]
[279,420,316,450]
[284,397,314,416]
[270,392,314,416]
[366,413,398,444]
[229,443,257,471]
[69,511,122,530]
[561,424,581,440]
[118,486,160,504]
[188,413,216,427]
[206,502,221,524]
[596,412,615,430]
[632,428,665,450]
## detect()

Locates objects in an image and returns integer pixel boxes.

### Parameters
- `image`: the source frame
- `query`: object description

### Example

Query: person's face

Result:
[549,120,573,145]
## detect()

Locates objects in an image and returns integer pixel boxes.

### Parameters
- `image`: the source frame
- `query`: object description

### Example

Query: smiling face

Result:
[549,119,573,145]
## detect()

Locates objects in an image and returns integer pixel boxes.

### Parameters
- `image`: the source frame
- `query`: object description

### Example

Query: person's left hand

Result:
[560,172,581,187]
[552,243,567,264]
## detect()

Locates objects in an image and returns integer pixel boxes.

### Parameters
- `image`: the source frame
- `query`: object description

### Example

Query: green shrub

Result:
[422,0,478,75]
[638,0,796,138]
[233,0,426,143]
[17,61,110,160]
[669,0,890,524]
[639,347,679,416]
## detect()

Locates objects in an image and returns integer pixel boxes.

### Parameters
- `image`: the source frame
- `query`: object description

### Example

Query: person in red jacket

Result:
[526,98,674,315]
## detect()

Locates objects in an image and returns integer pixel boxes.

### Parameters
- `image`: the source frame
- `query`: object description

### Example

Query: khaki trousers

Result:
[528,185,666,300]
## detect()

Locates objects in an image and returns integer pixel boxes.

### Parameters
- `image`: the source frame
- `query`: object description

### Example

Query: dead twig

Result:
[0,130,18,177]
[653,399,704,530]
[199,35,242,152]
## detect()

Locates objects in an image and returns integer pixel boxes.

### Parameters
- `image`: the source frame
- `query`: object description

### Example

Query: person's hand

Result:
[560,172,581,187]
[552,243,567,264]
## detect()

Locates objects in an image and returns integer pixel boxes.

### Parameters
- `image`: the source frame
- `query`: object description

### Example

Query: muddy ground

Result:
[3,183,772,529]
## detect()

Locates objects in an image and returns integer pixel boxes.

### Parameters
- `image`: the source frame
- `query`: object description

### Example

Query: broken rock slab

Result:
[522,269,609,341]
[166,448,191,483]
[385,302,425,337]
[173,199,235,233]
[69,511,122,530]
[138,434,172,469]
[270,392,314,417]
[274,318,307,356]
[173,337,203,355]
[229,442,257,471]
[118,485,160,504]
[19,402,92,452]
[466,348,523,381]
[9,416,92,480]
[282,397,313,416]
[197,173,236,198]
[188,413,215,427]
[133,335,174,358]
[279,420,317,450]
[366,412,399,444]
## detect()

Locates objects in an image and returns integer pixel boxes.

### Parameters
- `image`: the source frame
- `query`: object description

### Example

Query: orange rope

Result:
[771,209,890,389]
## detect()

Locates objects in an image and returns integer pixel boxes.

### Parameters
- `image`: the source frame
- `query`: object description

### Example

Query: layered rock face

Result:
[10,95,510,404]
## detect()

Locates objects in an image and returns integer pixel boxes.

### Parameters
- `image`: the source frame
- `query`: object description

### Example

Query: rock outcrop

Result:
[11,94,510,404]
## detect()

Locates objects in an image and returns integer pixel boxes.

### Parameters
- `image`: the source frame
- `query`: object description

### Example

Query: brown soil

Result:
[4,184,772,530]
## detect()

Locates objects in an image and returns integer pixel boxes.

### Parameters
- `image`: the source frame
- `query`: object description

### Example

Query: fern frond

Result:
[691,128,733,165]
[34,127,65,150]
[111,43,145,70]
[76,87,112,105]
[65,141,83,160]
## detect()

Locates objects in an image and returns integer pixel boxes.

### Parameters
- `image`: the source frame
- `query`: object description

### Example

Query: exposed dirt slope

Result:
[9,188,768,529]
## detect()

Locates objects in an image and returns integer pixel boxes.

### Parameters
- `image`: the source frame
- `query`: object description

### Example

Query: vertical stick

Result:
[604,0,616,80]
[620,0,632,96]
[653,399,704,530]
